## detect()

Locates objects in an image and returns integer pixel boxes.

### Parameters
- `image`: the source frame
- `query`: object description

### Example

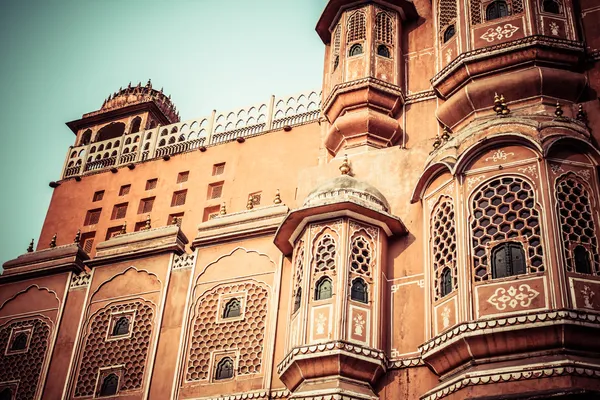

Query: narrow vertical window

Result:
[111,316,130,337]
[0,388,12,400]
[215,357,234,380]
[293,288,302,313]
[491,242,526,279]
[443,25,456,43]
[574,245,592,274]
[349,43,363,57]
[350,278,368,303]
[10,332,28,351]
[440,268,452,297]
[315,277,333,300]
[542,0,560,13]
[486,0,509,20]
[223,298,241,319]
[99,374,119,396]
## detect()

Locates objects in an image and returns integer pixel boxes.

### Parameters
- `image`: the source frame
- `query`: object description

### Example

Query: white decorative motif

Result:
[353,314,366,336]
[445,49,452,63]
[467,175,485,190]
[173,253,195,269]
[441,307,450,329]
[518,165,539,178]
[316,313,327,335]
[485,149,514,163]
[480,24,520,43]
[549,22,560,36]
[445,183,455,195]
[418,279,425,288]
[582,285,596,309]
[577,169,591,180]
[427,197,437,210]
[391,284,399,293]
[70,272,91,290]
[390,348,400,358]
[487,284,540,310]
[550,163,565,174]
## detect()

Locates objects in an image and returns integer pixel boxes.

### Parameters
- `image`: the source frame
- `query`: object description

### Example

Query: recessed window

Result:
[111,316,130,337]
[84,209,102,226]
[138,197,155,214]
[208,183,224,200]
[377,44,391,58]
[134,221,146,232]
[443,25,456,43]
[349,43,363,57]
[542,0,560,13]
[10,332,28,351]
[441,267,453,297]
[111,203,128,220]
[215,357,234,380]
[293,288,302,313]
[333,55,340,70]
[573,245,592,274]
[168,212,184,227]
[0,388,12,400]
[213,163,225,176]
[171,190,188,207]
[350,277,368,303]
[93,190,105,202]
[177,171,190,183]
[130,117,142,134]
[491,242,526,279]
[486,0,509,21]
[119,185,131,196]
[81,232,95,253]
[315,276,333,300]
[105,226,122,240]
[99,373,119,397]
[145,178,158,191]
[203,206,221,222]
[223,298,241,319]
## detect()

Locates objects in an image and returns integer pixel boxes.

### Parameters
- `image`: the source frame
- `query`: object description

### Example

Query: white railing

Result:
[61,89,321,179]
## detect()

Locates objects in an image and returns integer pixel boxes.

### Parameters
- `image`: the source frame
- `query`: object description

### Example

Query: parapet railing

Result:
[61,90,321,179]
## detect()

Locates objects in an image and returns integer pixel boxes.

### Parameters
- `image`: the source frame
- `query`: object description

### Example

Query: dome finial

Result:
[340,154,351,175]
[27,239,34,253]
[49,234,57,248]
[273,189,282,205]
[74,229,81,244]
[220,202,227,215]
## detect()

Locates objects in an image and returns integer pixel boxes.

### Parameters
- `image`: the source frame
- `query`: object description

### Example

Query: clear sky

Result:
[0,0,325,267]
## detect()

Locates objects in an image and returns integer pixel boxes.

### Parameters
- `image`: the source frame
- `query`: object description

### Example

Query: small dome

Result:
[303,175,390,212]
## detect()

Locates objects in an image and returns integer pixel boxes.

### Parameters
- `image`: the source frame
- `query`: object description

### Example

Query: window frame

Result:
[314,276,333,301]
[350,277,368,304]
[5,326,33,356]
[490,240,527,279]
[485,0,510,21]
[217,293,246,323]
[105,310,136,341]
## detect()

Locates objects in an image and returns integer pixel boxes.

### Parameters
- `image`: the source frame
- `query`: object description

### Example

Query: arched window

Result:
[574,245,592,274]
[347,11,366,43]
[491,242,526,279]
[315,277,333,300]
[375,12,394,44]
[99,374,119,396]
[443,25,456,42]
[349,43,363,57]
[80,129,92,146]
[96,122,125,142]
[486,0,509,20]
[0,388,12,400]
[130,117,142,133]
[350,278,368,303]
[332,24,341,72]
[293,288,302,313]
[149,121,157,129]
[542,0,560,13]
[10,332,28,351]
[111,316,130,336]
[377,44,391,58]
[441,268,453,297]
[223,298,241,319]
[333,56,340,71]
[215,357,234,380]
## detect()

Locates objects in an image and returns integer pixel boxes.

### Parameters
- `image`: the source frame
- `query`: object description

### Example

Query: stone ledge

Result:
[1,244,88,282]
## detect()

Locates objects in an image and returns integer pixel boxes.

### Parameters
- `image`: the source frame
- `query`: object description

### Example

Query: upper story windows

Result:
[111,316,130,337]
[222,298,241,319]
[130,117,142,134]
[350,277,368,303]
[332,24,341,70]
[215,357,234,380]
[146,178,158,190]
[84,208,102,226]
[80,129,92,146]
[347,11,367,43]
[119,184,130,196]
[486,0,509,21]
[349,43,364,57]
[443,25,456,43]
[439,0,457,42]
[99,373,119,397]
[212,163,225,176]
[177,171,190,183]
[93,190,105,202]
[315,276,333,300]
[491,241,526,279]
[542,0,560,13]
[431,197,457,298]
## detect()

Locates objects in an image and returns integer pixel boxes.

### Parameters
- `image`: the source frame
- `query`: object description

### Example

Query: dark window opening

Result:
[349,43,363,57]
[0,388,12,400]
[574,245,592,274]
[542,0,560,13]
[350,278,368,303]
[491,242,526,279]
[10,332,28,351]
[215,357,234,380]
[315,277,333,300]
[130,117,142,133]
[486,0,509,21]
[333,55,340,70]
[111,316,130,336]
[99,374,119,396]
[223,298,241,319]
[293,288,301,313]
[96,122,126,142]
[443,25,456,43]
[441,267,453,297]
[377,44,391,58]
[80,129,92,146]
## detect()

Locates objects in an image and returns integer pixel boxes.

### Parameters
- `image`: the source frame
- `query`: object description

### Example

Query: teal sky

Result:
[0,0,325,267]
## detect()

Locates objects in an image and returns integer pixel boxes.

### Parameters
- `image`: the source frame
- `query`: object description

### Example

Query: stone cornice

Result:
[419,309,600,357]
[388,356,425,370]
[277,340,387,376]
[421,360,600,400]
[431,35,585,89]
[322,77,405,115]
[189,389,291,400]
[405,90,437,105]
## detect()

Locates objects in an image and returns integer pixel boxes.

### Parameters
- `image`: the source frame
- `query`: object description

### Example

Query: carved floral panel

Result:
[475,276,547,318]
[569,277,600,311]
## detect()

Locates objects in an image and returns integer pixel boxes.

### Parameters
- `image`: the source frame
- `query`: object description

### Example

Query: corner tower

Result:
[317,0,418,155]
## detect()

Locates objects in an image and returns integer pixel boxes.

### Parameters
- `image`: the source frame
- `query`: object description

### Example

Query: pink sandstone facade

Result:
[2,0,600,399]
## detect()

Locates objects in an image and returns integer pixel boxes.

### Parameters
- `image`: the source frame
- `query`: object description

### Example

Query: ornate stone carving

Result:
[70,272,91,290]
[173,253,195,270]
[484,149,514,162]
[518,165,538,178]
[480,24,520,43]
[487,284,540,311]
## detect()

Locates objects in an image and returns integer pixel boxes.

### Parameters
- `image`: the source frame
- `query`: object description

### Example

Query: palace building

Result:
[2,0,600,399]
